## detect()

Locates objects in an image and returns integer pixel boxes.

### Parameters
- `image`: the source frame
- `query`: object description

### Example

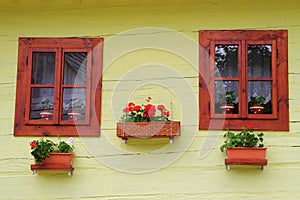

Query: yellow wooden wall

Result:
[1,0,300,199]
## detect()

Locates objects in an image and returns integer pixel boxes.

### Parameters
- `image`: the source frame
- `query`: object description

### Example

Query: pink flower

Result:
[123,107,130,113]
[161,110,170,117]
[157,104,165,111]
[148,106,156,116]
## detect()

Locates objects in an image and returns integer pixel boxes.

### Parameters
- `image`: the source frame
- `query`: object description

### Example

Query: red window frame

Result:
[199,30,289,131]
[14,38,103,136]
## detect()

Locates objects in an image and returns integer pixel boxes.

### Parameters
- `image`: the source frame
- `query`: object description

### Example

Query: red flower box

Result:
[30,153,74,176]
[116,121,180,143]
[225,147,267,170]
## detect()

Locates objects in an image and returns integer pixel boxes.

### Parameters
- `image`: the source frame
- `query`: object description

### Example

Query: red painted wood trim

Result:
[199,30,289,131]
[14,38,103,136]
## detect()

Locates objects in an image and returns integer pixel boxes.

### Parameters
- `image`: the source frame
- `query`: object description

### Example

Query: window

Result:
[199,30,289,131]
[14,38,103,136]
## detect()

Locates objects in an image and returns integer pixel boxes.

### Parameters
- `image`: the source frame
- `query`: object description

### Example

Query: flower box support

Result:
[30,153,74,176]
[116,121,180,144]
[225,147,267,170]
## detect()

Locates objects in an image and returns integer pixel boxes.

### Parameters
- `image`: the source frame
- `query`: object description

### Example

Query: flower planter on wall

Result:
[225,147,267,170]
[116,121,180,144]
[30,153,74,176]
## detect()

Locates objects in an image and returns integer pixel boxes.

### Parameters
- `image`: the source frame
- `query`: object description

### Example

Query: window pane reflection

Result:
[62,88,86,121]
[248,81,272,114]
[215,45,238,78]
[30,88,54,120]
[64,52,87,85]
[32,52,55,84]
[215,81,239,114]
[248,45,272,78]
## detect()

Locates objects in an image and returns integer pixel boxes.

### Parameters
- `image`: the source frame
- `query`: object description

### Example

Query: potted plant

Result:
[29,137,75,176]
[39,98,53,120]
[218,90,237,114]
[249,96,265,114]
[117,96,180,144]
[220,125,267,170]
[66,98,85,120]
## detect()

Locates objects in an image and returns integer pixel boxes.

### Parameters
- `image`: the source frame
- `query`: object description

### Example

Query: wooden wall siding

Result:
[1,0,300,199]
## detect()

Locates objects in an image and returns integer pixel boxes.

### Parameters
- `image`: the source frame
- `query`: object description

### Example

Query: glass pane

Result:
[30,88,54,120]
[248,81,272,114]
[62,88,86,121]
[32,52,55,84]
[214,45,238,78]
[64,52,87,85]
[248,45,272,78]
[215,81,238,114]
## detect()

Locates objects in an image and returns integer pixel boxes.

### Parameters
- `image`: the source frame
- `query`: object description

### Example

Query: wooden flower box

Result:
[30,153,74,176]
[116,121,180,144]
[225,147,267,170]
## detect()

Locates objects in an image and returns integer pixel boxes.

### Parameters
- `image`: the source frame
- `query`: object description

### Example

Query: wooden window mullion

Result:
[239,40,247,118]
[271,40,278,118]
[85,48,92,123]
[210,41,216,116]
[53,47,62,124]
[25,48,34,124]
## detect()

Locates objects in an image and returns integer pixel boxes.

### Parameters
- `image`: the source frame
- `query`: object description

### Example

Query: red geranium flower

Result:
[143,112,150,119]
[30,141,37,149]
[246,124,253,130]
[161,110,170,117]
[128,102,135,107]
[165,111,170,117]
[133,105,141,111]
[120,97,171,122]
[144,104,152,111]
[144,104,156,115]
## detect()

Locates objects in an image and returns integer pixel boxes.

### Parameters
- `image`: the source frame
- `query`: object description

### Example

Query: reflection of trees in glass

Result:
[215,45,238,78]
[248,45,272,78]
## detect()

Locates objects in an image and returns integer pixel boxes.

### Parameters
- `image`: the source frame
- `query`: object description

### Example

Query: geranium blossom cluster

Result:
[120,96,170,122]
